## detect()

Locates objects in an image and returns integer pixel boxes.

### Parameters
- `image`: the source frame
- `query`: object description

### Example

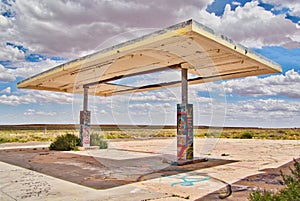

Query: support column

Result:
[80,86,91,147]
[177,68,193,161]
[181,68,188,104]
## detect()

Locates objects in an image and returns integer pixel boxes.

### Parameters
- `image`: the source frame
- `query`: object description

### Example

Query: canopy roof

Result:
[17,19,282,96]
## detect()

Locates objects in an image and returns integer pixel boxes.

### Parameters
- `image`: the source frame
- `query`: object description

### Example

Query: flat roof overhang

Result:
[17,19,282,96]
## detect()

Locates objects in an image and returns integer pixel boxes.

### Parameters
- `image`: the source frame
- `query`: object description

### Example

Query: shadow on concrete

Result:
[0,147,238,190]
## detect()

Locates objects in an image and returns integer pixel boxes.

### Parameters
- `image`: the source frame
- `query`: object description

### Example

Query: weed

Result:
[248,159,300,201]
[241,131,253,139]
[90,133,108,149]
[205,132,220,138]
[49,134,80,151]
[99,140,108,149]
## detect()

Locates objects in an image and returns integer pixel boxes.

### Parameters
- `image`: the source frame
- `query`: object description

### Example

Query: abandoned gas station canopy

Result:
[17,19,282,96]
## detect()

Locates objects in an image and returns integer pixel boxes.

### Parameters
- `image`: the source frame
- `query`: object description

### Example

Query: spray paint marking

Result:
[161,175,210,187]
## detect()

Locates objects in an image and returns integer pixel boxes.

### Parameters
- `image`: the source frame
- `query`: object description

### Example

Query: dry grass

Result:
[0,125,299,144]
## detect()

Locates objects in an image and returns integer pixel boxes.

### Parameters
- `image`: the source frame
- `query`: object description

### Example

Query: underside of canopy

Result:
[17,19,282,96]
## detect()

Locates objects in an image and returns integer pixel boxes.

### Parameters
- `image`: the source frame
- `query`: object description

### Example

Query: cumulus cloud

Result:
[0,14,9,27]
[12,58,64,78]
[0,94,36,106]
[129,91,179,102]
[223,69,300,98]
[0,64,15,82]
[221,2,299,48]
[180,1,300,48]
[1,0,299,59]
[195,96,214,103]
[90,105,108,115]
[1,0,212,58]
[24,109,57,116]
[0,90,73,106]
[226,98,300,125]
[0,43,25,61]
[261,0,300,16]
[0,87,11,94]
[28,90,73,105]
[0,58,64,81]
[232,1,241,6]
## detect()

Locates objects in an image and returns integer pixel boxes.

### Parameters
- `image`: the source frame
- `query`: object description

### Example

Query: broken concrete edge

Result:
[77,146,99,151]
[172,157,209,166]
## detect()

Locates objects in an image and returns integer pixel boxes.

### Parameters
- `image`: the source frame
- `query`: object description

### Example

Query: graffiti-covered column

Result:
[177,68,193,161]
[80,86,91,147]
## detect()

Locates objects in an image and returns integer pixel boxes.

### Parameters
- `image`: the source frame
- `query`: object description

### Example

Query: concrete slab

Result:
[0,138,299,200]
[0,142,50,150]
[70,148,162,160]
[0,161,168,201]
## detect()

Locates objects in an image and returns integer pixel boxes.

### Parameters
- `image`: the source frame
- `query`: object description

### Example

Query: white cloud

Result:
[12,58,64,79]
[225,98,300,127]
[0,15,9,28]
[220,2,300,48]
[0,87,11,94]
[180,1,300,48]
[129,91,179,102]
[0,64,15,82]
[223,69,300,98]
[129,102,153,110]
[0,90,73,106]
[1,0,299,60]
[261,0,300,16]
[28,90,73,105]
[98,109,108,115]
[0,58,64,81]
[0,43,25,61]
[0,0,212,58]
[176,4,221,29]
[0,94,36,106]
[24,109,57,116]
[195,96,213,103]
[232,1,241,6]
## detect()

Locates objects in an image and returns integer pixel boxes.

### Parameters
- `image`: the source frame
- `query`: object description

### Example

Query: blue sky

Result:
[0,0,299,127]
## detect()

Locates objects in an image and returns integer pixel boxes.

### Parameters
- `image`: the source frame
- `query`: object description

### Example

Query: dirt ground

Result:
[0,138,299,200]
[198,158,300,200]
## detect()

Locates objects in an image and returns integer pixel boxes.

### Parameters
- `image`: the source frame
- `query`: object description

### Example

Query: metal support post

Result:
[181,68,188,104]
[177,68,193,162]
[80,86,91,147]
[83,86,88,112]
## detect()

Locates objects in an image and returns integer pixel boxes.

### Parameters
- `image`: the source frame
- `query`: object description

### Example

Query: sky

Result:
[0,0,299,128]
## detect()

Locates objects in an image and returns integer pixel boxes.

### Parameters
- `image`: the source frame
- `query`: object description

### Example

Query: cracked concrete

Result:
[0,138,299,200]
